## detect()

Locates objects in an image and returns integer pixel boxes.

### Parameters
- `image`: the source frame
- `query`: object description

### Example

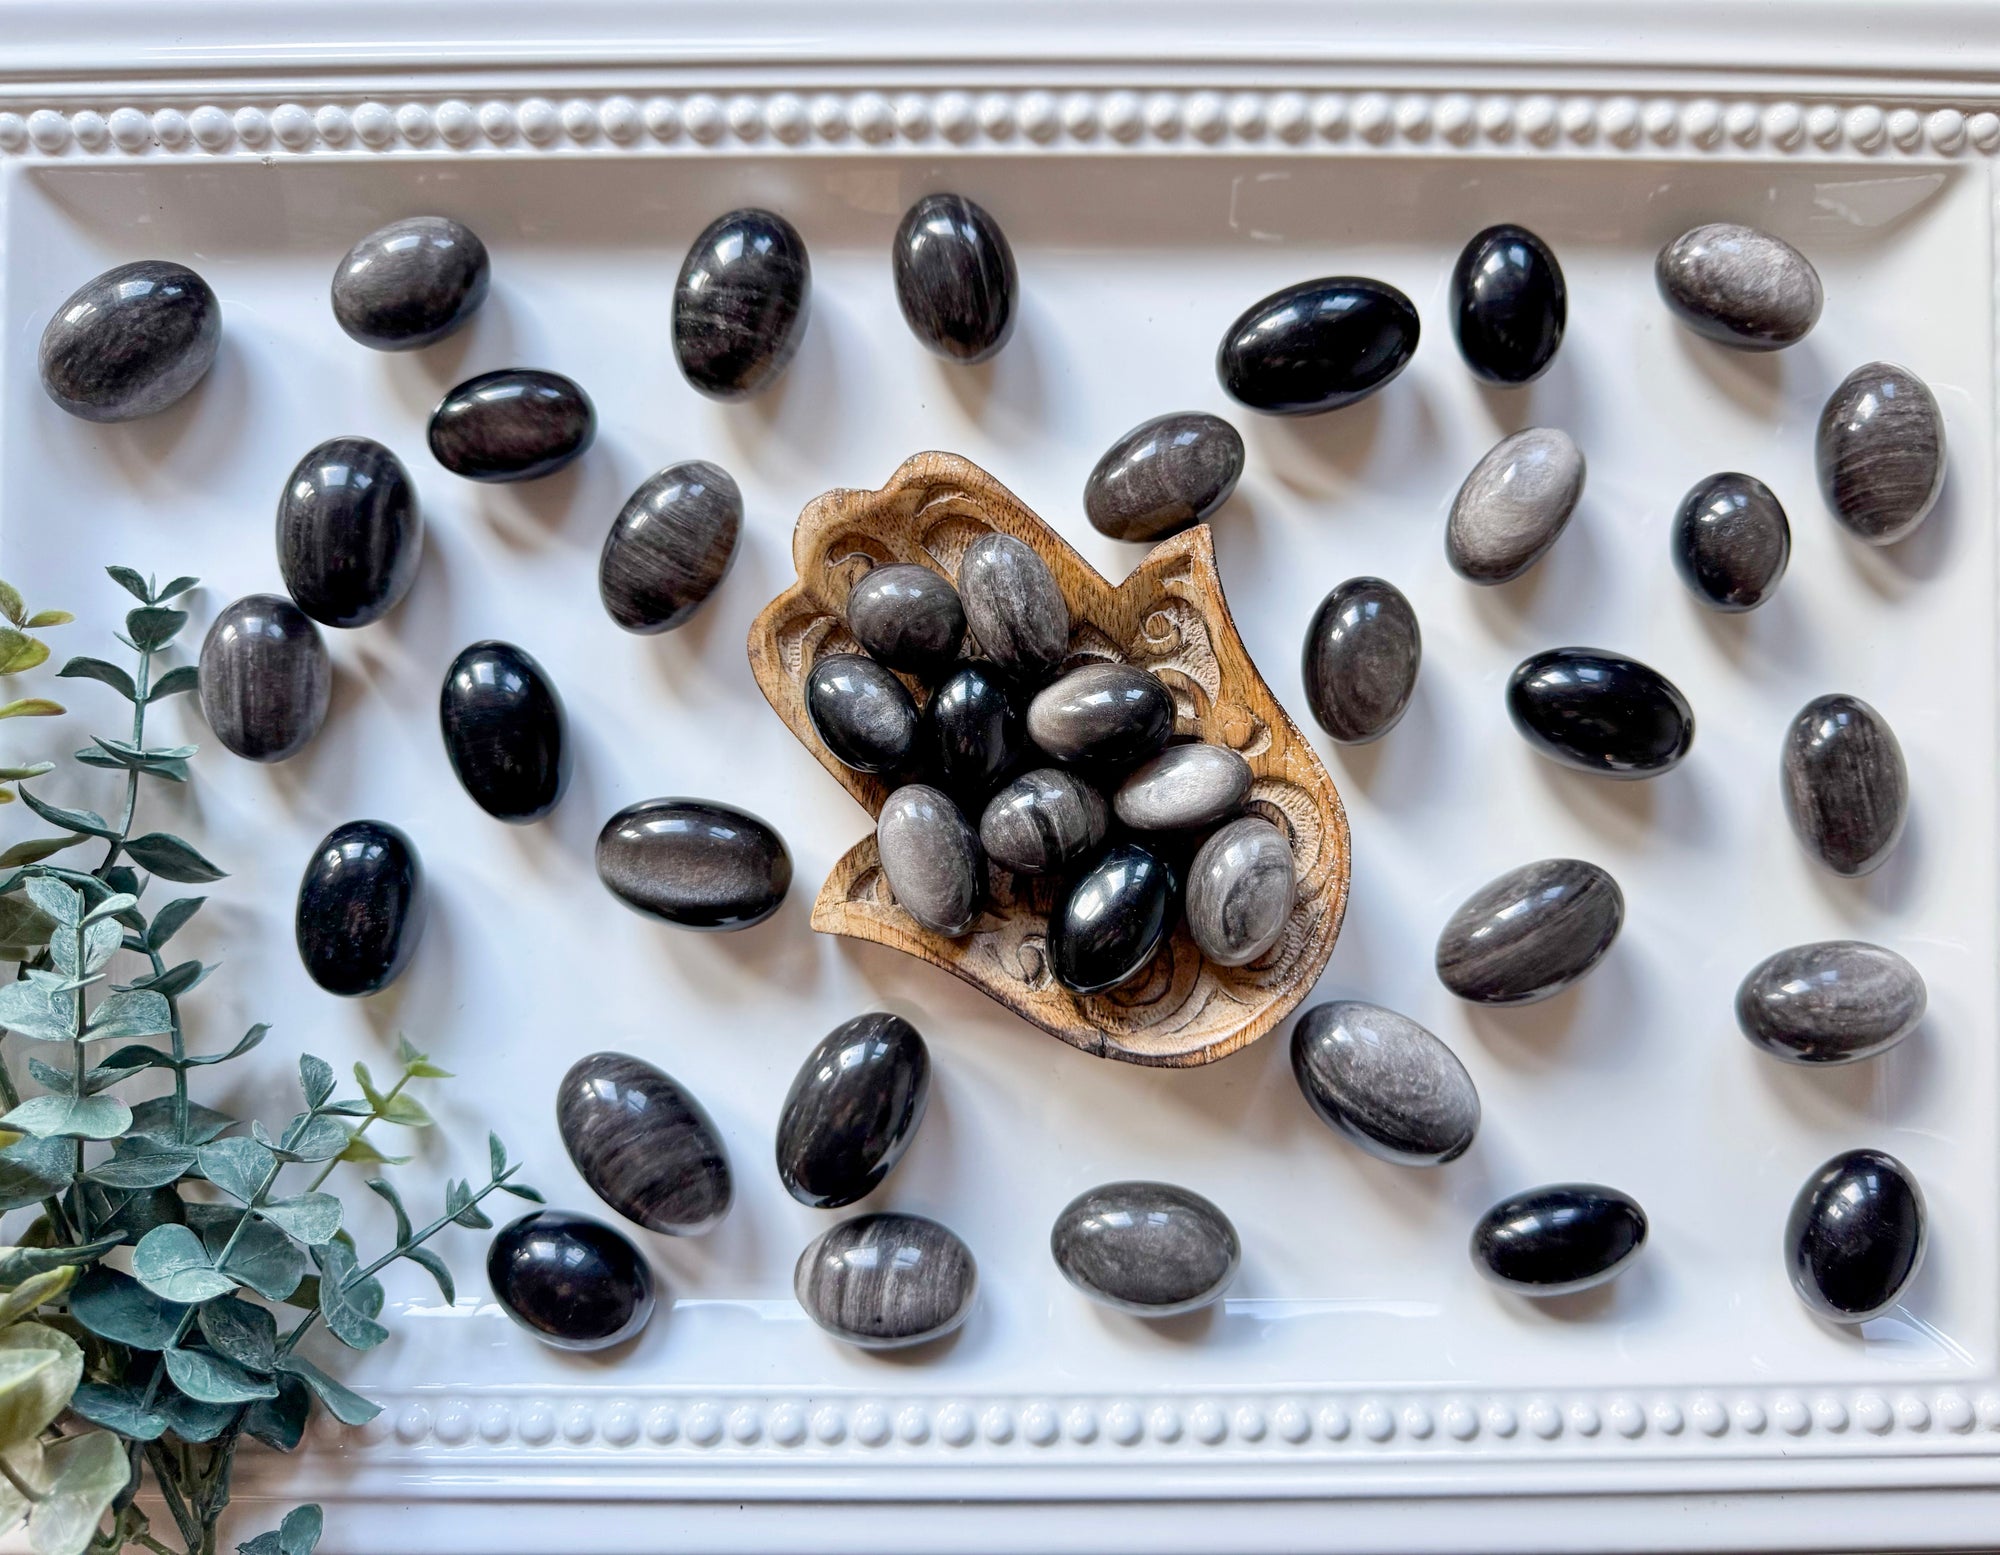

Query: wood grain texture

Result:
[746,451,1350,1068]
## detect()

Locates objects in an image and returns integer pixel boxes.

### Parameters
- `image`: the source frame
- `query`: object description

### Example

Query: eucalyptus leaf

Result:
[23,878,80,928]
[121,958,208,999]
[0,1237,121,1286]
[55,657,136,702]
[126,1096,234,1144]
[105,567,152,603]
[14,788,117,841]
[312,1240,388,1351]
[65,1382,166,1442]
[0,1323,82,1449]
[185,1023,267,1069]
[0,1136,74,1211]
[2,1095,131,1141]
[332,1133,409,1168]
[0,982,74,1043]
[67,1265,187,1351]
[87,1184,184,1243]
[498,1181,546,1203]
[145,896,205,949]
[153,1386,238,1443]
[197,1137,276,1205]
[242,1373,311,1454]
[274,1114,349,1164]
[22,611,71,630]
[164,1346,278,1405]
[80,1146,196,1191]
[257,1194,341,1246]
[298,1055,334,1110]
[121,832,226,884]
[78,916,122,976]
[0,836,83,869]
[377,1091,433,1129]
[394,1034,452,1079]
[197,1295,277,1372]
[0,583,22,626]
[207,1215,308,1304]
[0,1266,76,1328]
[83,989,171,1040]
[125,607,187,652]
[365,1177,412,1243]
[24,1059,74,1097]
[0,629,49,676]
[147,664,200,702]
[0,899,57,965]
[272,1354,379,1426]
[0,699,63,720]
[488,1132,507,1179]
[155,576,199,603]
[131,1224,235,1304]
[403,1246,456,1306]
[27,1428,130,1555]
[92,1044,174,1077]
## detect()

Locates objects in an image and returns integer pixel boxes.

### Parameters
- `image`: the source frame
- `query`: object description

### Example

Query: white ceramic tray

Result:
[3,5,2000,1551]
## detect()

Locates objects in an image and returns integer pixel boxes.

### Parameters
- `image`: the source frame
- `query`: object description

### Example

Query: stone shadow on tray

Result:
[1459,963,1623,1073]
[1835,461,1959,592]
[1464,489,1608,644]
[370,283,518,422]
[1084,1297,1221,1346]
[1669,325,1800,423]
[933,288,1051,434]
[1325,666,1450,814]
[1749,1016,1937,1130]
[1526,753,1711,851]
[1245,386,1404,501]
[1688,582,1819,676]
[718,286,851,471]
[1471,342,1587,440]
[1800,803,1923,920]
[1502,1253,1660,1323]
[102,330,255,479]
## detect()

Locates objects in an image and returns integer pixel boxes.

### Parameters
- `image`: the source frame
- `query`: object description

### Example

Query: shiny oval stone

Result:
[487,1209,654,1351]
[1736,941,1925,1066]
[957,533,1069,683]
[1112,742,1252,832]
[1506,647,1694,779]
[1186,816,1295,968]
[599,460,741,633]
[1787,1149,1926,1323]
[1026,662,1174,768]
[1781,693,1907,877]
[1289,1000,1480,1166]
[1656,223,1821,351]
[595,797,792,931]
[876,784,984,937]
[977,768,1108,876]
[1049,841,1177,996]
[428,368,595,483]
[439,640,568,822]
[198,594,332,764]
[39,260,220,423]
[1084,412,1246,542]
[1217,276,1419,416]
[1050,1181,1240,1316]
[794,1212,976,1349]
[1449,223,1566,386]
[1300,576,1421,745]
[556,1051,731,1235]
[1436,857,1624,1006]
[892,193,1016,364]
[1671,471,1790,611]
[1471,1184,1647,1296]
[1815,362,1946,545]
[330,215,489,351]
[846,564,966,679]
[921,662,1024,799]
[805,653,919,775]
[276,436,422,628]
[673,208,811,400]
[1447,427,1585,585]
[295,820,424,997]
[776,1013,931,1209]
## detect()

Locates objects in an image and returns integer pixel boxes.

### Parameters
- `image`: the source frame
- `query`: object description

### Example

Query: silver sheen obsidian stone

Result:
[673,208,811,400]
[1506,647,1694,779]
[1084,412,1245,542]
[599,461,742,634]
[1025,662,1174,768]
[1290,1001,1480,1166]
[330,215,489,351]
[487,1209,655,1351]
[276,436,423,629]
[197,594,332,764]
[1471,1184,1647,1295]
[956,533,1069,683]
[1655,223,1822,351]
[1815,362,1946,545]
[428,368,595,483]
[1050,1181,1240,1316]
[1671,471,1790,611]
[846,563,966,679]
[876,784,984,936]
[1736,941,1925,1066]
[776,1013,930,1209]
[1781,693,1907,877]
[1301,576,1420,745]
[1447,428,1584,585]
[806,654,920,776]
[1185,816,1294,968]
[892,193,1017,364]
[978,768,1107,875]
[1786,1149,1926,1323]
[1436,858,1624,1006]
[556,1051,732,1235]
[1048,841,1176,996]
[295,820,424,997]
[39,259,220,423]
[794,1212,976,1349]
[1217,276,1419,415]
[1112,743,1252,832]
[595,797,791,931]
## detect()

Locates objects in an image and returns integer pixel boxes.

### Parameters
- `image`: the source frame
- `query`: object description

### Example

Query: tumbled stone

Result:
[440,640,568,823]
[428,368,595,482]
[1050,1182,1240,1316]
[776,1013,930,1209]
[1112,743,1252,831]
[556,1052,731,1235]
[805,654,919,775]
[794,1212,976,1349]
[1781,693,1907,877]
[1300,576,1421,744]
[1290,1000,1480,1166]
[921,662,1024,799]
[330,215,489,351]
[846,564,966,679]
[1815,362,1946,545]
[876,784,984,937]
[295,820,424,997]
[1436,858,1623,1006]
[1084,412,1245,542]
[1217,276,1419,415]
[1655,223,1822,350]
[1185,816,1294,968]
[1471,1184,1647,1295]
[487,1209,655,1351]
[276,436,422,628]
[1448,427,1584,585]
[1449,223,1566,386]
[599,461,741,633]
[198,594,332,764]
[957,533,1069,683]
[1736,941,1925,1066]
[978,768,1108,875]
[1506,647,1694,778]
[1787,1149,1925,1323]
[1671,471,1790,611]
[892,193,1016,364]
[39,260,220,423]
[673,208,811,400]
[1026,662,1174,767]
[595,797,791,931]
[1049,841,1177,996]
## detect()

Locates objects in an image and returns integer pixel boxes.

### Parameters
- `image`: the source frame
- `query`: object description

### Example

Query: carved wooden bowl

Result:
[746,451,1350,1068]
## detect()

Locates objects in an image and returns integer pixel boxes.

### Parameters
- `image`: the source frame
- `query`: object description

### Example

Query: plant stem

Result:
[142,945,189,1148]
[132,1534,177,1555]
[304,1069,410,1192]
[95,643,150,876]
[0,1453,42,1503]
[142,1442,201,1554]
[67,916,92,1243]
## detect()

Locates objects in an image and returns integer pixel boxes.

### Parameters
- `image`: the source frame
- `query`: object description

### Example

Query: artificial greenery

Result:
[0,568,541,1554]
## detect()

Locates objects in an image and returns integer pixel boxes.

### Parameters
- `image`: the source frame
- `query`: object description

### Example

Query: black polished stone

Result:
[1505,647,1694,779]
[1301,576,1421,745]
[845,564,966,679]
[599,460,741,633]
[673,208,811,400]
[1216,276,1419,416]
[556,1052,731,1235]
[893,193,1016,364]
[978,767,1108,875]
[956,533,1069,684]
[1084,412,1245,543]
[776,1013,931,1209]
[197,594,332,764]
[39,260,221,423]
[806,653,920,775]
[1050,1181,1240,1316]
[330,215,489,352]
[1470,1184,1647,1296]
[428,369,594,483]
[1815,362,1947,546]
[276,436,422,628]
[1671,472,1790,612]
[1436,858,1623,1006]
[487,1209,655,1351]
[295,820,424,997]
[1736,940,1926,1066]
[921,661,1024,799]
[1449,223,1566,386]
[794,1212,976,1350]
[439,640,568,823]
[1781,694,1907,878]
[1786,1149,1926,1323]
[595,798,791,931]
[1048,841,1177,997]
[1026,662,1175,768]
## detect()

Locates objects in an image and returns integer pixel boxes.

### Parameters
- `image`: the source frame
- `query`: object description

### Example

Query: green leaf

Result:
[0,1323,82,1449]
[0,764,53,784]
[28,1428,130,1555]
[126,1095,234,1143]
[0,981,73,1043]
[498,1181,545,1202]
[14,789,116,841]
[124,607,187,652]
[204,1214,307,1303]
[67,1265,187,1350]
[299,1055,334,1109]
[258,1194,341,1246]
[274,1504,324,1555]
[243,1374,311,1454]
[83,989,170,1040]
[403,1246,456,1306]
[22,611,70,631]
[154,576,198,603]
[185,1023,267,1068]
[0,1137,73,1212]
[272,1355,379,1426]
[378,1091,434,1129]
[65,1381,166,1441]
[80,1146,196,1190]
[23,879,80,928]
[0,836,83,870]
[153,1386,238,1443]
[78,892,135,927]
[146,663,200,702]
[312,1240,388,1351]
[333,1132,409,1168]
[121,958,207,999]
[0,1237,120,1287]
[365,1177,412,1242]
[145,895,205,950]
[0,699,62,720]
[0,1266,74,1328]
[198,1295,277,1372]
[82,738,190,783]
[488,1132,507,1179]
[121,833,226,884]
[105,567,151,603]
[393,1033,453,1078]
[198,1137,276,1204]
[24,1058,72,1097]
[132,1224,235,1303]
[89,1184,184,1243]
[91,1044,172,1077]
[275,1114,348,1164]
[55,657,135,701]
[0,584,23,627]
[164,1345,277,1405]
[0,629,49,676]
[2,1095,131,1141]
[448,1186,491,1231]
